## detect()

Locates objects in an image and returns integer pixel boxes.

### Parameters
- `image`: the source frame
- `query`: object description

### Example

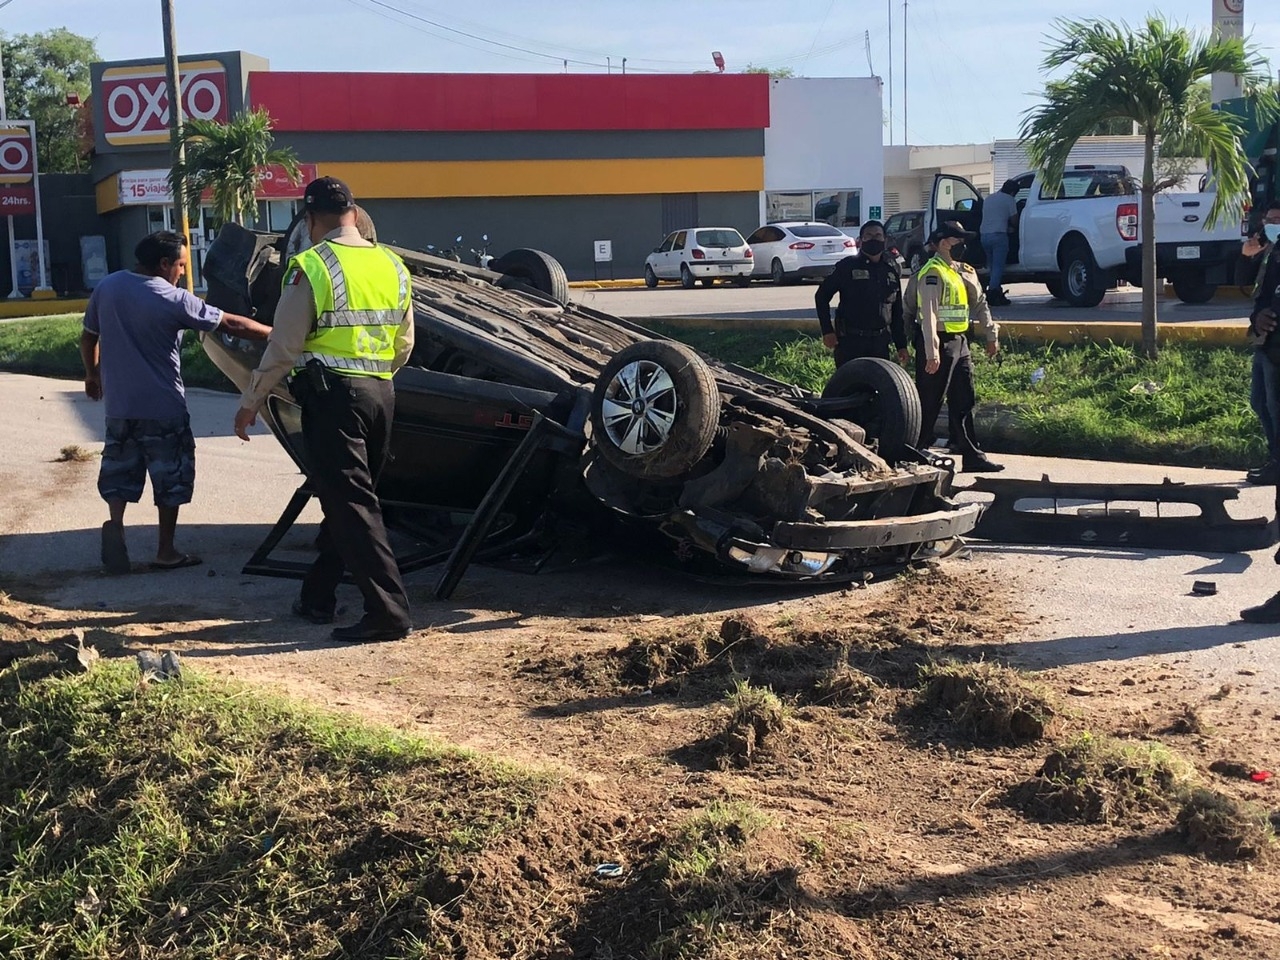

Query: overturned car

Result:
[201,222,981,590]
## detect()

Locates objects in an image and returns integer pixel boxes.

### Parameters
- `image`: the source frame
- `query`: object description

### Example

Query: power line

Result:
[801,0,838,73]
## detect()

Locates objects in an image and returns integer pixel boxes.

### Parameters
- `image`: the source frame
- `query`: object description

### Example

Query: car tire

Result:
[590,341,720,480]
[732,275,751,288]
[1045,280,1064,299]
[490,248,570,304]
[1170,269,1217,304]
[1058,240,1108,308]
[644,264,658,288]
[770,258,788,285]
[680,264,696,289]
[820,356,922,464]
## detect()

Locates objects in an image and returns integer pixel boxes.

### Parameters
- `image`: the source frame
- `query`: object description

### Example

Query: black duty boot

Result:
[331,618,411,644]
[962,454,1005,473]
[1246,460,1280,485]
[1240,592,1280,624]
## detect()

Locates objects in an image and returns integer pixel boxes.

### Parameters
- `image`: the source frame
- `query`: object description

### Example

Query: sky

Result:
[19,0,1280,145]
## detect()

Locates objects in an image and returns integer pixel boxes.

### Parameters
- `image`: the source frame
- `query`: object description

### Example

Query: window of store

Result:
[765,189,862,226]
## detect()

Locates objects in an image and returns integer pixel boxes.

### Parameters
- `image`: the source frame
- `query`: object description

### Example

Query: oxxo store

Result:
[89,52,884,281]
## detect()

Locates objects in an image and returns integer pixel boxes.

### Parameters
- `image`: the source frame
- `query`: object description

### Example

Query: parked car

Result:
[644,227,753,288]
[201,222,980,588]
[883,210,927,272]
[924,166,1243,306]
[745,222,856,284]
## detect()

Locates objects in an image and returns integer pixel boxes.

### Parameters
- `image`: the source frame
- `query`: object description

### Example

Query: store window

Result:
[260,200,299,232]
[765,189,863,226]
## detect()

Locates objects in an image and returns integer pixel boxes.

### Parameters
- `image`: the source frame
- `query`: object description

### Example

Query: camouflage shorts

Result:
[98,416,196,508]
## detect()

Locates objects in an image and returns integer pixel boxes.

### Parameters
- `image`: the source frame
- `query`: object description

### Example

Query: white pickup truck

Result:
[924,166,1244,306]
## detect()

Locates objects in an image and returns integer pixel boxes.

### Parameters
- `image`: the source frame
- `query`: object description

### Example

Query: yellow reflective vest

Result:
[289,241,410,378]
[916,255,970,334]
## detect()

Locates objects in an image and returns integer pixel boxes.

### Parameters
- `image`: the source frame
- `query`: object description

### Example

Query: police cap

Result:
[303,176,355,214]
[927,219,976,246]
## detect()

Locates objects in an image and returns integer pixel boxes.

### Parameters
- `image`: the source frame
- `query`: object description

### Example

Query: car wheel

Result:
[1059,240,1108,308]
[820,357,922,464]
[1045,279,1064,299]
[490,248,570,304]
[1170,268,1217,304]
[644,264,658,288]
[732,275,751,288]
[680,263,696,289]
[770,258,787,285]
[590,341,720,480]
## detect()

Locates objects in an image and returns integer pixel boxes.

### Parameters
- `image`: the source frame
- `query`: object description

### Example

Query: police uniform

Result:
[914,229,1002,472]
[815,251,906,367]
[239,177,415,642]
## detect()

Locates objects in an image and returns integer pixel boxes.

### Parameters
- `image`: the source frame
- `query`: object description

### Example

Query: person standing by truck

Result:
[815,220,909,368]
[914,222,1003,473]
[979,179,1020,306]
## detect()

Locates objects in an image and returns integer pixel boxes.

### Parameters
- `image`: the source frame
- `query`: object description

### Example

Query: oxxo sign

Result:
[101,60,228,147]
[0,123,36,215]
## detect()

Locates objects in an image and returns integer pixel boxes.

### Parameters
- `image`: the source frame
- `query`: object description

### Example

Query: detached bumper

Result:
[769,503,984,550]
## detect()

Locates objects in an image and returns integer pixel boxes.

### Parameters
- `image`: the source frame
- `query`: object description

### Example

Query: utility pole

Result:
[902,0,908,145]
[161,0,193,291]
[887,0,893,146]
[0,34,22,298]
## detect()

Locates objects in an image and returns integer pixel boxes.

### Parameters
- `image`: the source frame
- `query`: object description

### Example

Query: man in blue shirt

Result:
[80,230,269,573]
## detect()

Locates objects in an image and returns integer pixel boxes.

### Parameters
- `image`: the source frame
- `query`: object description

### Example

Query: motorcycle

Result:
[426,235,465,262]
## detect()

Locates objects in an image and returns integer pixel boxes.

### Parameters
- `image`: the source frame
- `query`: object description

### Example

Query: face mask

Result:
[860,238,885,256]
[1265,223,1280,244]
[949,242,967,260]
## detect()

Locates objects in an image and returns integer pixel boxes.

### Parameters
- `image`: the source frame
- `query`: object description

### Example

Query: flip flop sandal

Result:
[149,554,203,571]
[101,521,131,575]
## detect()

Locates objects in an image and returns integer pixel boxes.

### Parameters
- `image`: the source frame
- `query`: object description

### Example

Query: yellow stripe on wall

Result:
[96,174,122,214]
[316,156,764,200]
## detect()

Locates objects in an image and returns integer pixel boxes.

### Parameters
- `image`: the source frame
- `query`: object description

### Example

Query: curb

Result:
[568,279,647,289]
[0,298,89,320]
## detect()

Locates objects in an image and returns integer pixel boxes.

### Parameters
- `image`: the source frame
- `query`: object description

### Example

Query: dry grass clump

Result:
[809,664,882,710]
[718,680,787,767]
[1177,788,1277,861]
[55,443,99,462]
[1015,732,1196,824]
[917,660,1058,745]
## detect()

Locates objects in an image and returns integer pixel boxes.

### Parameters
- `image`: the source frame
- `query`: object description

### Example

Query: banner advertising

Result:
[101,59,229,147]
[0,122,36,215]
[117,163,318,206]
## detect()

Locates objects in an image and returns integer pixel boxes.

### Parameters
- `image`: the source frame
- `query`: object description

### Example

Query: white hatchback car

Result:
[644,227,754,288]
[746,222,857,284]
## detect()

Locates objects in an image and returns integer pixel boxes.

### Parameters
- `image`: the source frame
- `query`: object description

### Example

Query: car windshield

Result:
[695,229,744,248]
[788,224,844,238]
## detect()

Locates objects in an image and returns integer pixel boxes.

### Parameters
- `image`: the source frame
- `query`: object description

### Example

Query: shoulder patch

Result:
[924,275,940,286]
[284,266,304,286]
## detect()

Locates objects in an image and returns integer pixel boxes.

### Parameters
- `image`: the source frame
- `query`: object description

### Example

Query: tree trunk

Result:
[1140,129,1158,360]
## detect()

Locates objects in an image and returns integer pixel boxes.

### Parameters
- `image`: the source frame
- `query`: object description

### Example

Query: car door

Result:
[1006,173,1035,266]
[667,230,688,276]
[1020,176,1072,271]
[652,232,677,277]
[928,175,985,267]
[747,226,780,274]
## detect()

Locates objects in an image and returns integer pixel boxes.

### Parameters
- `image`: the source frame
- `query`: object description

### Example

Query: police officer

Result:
[234,177,415,643]
[914,221,1003,473]
[815,220,908,368]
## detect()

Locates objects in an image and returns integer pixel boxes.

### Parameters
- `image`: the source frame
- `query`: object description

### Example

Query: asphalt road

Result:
[573,280,1253,327]
[1,372,1277,700]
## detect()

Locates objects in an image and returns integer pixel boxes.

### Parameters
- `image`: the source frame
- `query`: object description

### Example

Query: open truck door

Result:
[926,173,986,269]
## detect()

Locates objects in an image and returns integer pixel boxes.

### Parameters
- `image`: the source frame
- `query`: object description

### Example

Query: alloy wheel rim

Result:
[599,360,678,454]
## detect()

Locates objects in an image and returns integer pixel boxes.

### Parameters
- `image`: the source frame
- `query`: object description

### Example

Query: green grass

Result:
[0,654,543,960]
[0,315,1265,468]
[652,324,1263,470]
[0,315,233,393]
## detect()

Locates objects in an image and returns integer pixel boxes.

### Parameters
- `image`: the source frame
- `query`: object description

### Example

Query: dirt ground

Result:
[4,555,1280,959]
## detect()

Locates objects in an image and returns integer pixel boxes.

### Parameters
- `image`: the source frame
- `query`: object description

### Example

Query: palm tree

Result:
[168,108,300,227]
[1020,17,1276,358]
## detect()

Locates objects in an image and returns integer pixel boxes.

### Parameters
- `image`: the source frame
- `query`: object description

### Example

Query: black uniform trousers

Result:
[915,331,982,456]
[292,370,411,631]
[834,331,891,368]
